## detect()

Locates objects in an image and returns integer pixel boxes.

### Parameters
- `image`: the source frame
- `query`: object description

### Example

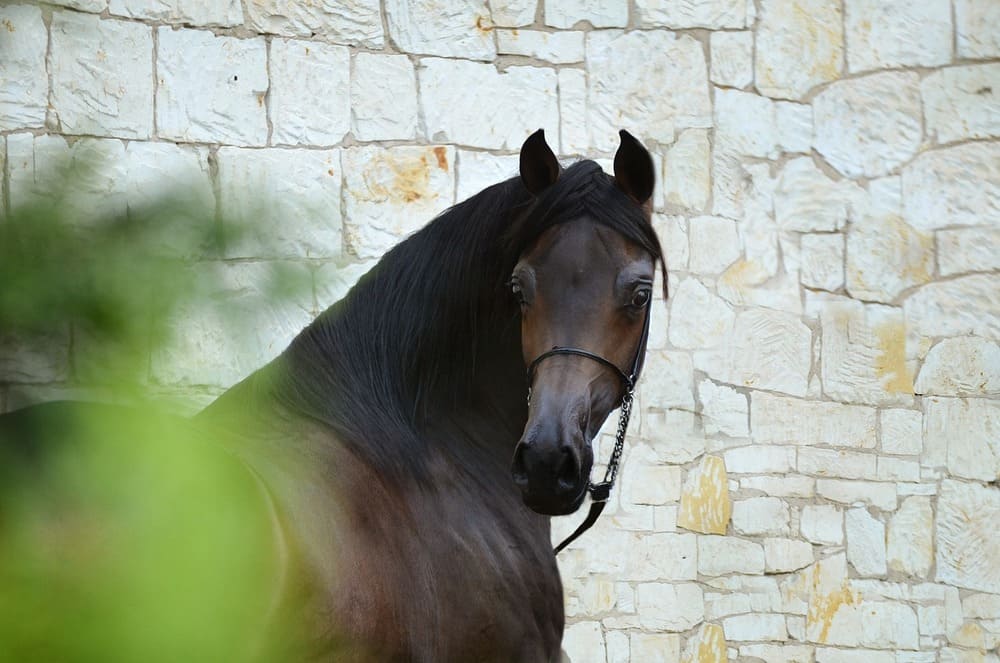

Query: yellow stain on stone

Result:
[680,623,726,663]
[803,559,860,644]
[677,455,730,535]
[874,318,914,394]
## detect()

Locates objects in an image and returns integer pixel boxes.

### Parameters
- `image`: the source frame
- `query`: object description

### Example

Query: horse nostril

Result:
[511,443,530,489]
[556,446,581,492]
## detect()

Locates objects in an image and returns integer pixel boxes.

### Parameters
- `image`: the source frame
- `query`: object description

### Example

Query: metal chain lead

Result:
[602,389,633,486]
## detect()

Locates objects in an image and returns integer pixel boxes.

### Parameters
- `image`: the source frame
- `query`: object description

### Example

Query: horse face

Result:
[510,222,654,515]
[510,129,657,516]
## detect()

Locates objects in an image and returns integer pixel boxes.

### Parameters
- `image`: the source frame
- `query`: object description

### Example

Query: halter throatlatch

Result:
[524,304,652,555]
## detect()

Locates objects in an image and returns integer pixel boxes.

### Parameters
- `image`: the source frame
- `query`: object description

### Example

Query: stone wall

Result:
[2,0,999,661]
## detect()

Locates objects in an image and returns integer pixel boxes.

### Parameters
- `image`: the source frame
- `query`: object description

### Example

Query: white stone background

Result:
[1,0,999,661]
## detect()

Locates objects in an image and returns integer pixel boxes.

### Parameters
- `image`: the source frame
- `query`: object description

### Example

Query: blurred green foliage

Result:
[0,159,311,661]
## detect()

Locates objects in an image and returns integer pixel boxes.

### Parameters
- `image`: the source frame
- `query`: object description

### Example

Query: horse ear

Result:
[520,129,560,195]
[613,130,655,205]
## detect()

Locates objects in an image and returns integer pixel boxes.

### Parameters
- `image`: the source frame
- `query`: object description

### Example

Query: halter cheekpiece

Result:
[525,303,651,555]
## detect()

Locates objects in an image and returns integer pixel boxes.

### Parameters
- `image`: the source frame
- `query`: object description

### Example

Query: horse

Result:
[0,129,666,662]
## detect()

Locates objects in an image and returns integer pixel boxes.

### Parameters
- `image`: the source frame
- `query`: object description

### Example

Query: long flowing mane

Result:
[232,160,664,482]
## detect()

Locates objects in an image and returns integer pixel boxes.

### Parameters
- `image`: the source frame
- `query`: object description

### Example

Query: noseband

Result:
[525,303,652,554]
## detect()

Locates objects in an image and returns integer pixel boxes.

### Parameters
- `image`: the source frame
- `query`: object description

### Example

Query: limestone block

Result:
[637,0,744,28]
[710,31,753,88]
[937,480,1000,594]
[246,0,383,47]
[723,613,788,642]
[820,300,914,406]
[800,504,844,545]
[923,63,1000,144]
[270,39,350,146]
[706,576,783,614]
[844,509,888,580]
[385,0,495,60]
[45,0,106,12]
[724,446,795,474]
[698,536,765,575]
[816,479,897,511]
[924,397,1000,482]
[887,496,933,578]
[902,142,1000,231]
[562,621,605,663]
[455,151,519,201]
[904,274,1000,345]
[774,158,859,233]
[750,393,877,448]
[798,448,877,481]
[151,262,314,387]
[121,141,214,219]
[604,630,627,663]
[844,0,952,71]
[314,261,378,311]
[800,234,844,291]
[0,5,48,129]
[586,31,710,151]
[677,456,730,534]
[916,337,1000,397]
[489,0,536,27]
[621,532,697,581]
[558,68,588,155]
[696,309,811,396]
[0,331,70,384]
[216,147,342,260]
[783,554,861,645]
[774,102,812,155]
[341,145,455,259]
[938,227,1000,277]
[668,279,735,349]
[846,193,934,304]
[419,59,557,150]
[652,214,689,275]
[108,0,242,25]
[350,53,418,142]
[740,644,814,663]
[956,0,1000,58]
[741,475,815,499]
[49,12,152,139]
[816,650,893,663]
[764,538,815,573]
[755,0,843,99]
[662,129,710,212]
[636,583,704,631]
[544,0,627,28]
[875,457,920,482]
[732,497,791,536]
[680,623,726,663]
[640,350,695,409]
[880,409,922,455]
[715,89,778,158]
[642,409,706,464]
[496,29,583,63]
[699,381,748,438]
[813,72,922,178]
[621,459,681,506]
[156,28,267,146]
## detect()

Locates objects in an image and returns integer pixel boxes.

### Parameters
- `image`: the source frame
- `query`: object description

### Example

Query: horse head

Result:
[510,129,661,516]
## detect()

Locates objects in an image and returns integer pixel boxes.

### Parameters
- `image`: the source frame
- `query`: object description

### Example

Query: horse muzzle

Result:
[510,431,592,516]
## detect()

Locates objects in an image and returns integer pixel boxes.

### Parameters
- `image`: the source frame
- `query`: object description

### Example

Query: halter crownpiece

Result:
[523,301,652,555]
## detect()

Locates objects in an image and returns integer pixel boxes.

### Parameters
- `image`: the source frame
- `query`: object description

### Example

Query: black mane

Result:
[236,160,664,482]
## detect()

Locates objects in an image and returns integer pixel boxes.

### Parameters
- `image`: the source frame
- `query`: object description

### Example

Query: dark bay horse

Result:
[0,130,666,662]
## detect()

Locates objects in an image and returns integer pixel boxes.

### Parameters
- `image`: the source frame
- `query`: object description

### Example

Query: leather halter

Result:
[524,301,652,555]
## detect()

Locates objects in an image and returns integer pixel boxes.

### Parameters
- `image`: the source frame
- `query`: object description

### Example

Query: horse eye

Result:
[630,288,651,308]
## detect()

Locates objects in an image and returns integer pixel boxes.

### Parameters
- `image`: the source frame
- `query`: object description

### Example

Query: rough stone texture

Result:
[955,0,1000,58]
[420,59,557,150]
[755,0,843,100]
[937,227,1000,277]
[496,29,584,63]
[846,508,887,577]
[902,142,1000,231]
[724,613,788,642]
[774,157,859,233]
[49,12,153,139]
[109,0,242,26]
[668,278,734,349]
[800,504,844,545]
[636,0,745,29]
[544,0,628,28]
[699,381,748,438]
[813,72,922,178]
[937,480,1000,594]
[586,30,710,151]
[349,53,418,142]
[879,409,922,455]
[752,393,876,448]
[121,141,214,216]
[820,299,914,406]
[562,621,605,663]
[677,456,730,535]
[904,274,1000,348]
[887,496,933,578]
[269,39,350,146]
[923,63,1000,145]
[489,0,537,27]
[680,623,726,663]
[844,0,952,72]
[216,147,342,259]
[800,234,845,291]
[764,538,815,573]
[715,89,780,159]
[455,151,519,201]
[924,397,1000,482]
[916,337,1000,397]
[0,5,49,130]
[688,216,740,275]
[385,0,495,61]
[816,479,897,511]
[732,497,790,536]
[725,446,796,474]
[662,130,710,212]
[698,535,765,575]
[156,28,268,146]
[341,145,455,259]
[557,68,588,155]
[246,0,383,47]
[710,31,753,88]
[636,583,704,631]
